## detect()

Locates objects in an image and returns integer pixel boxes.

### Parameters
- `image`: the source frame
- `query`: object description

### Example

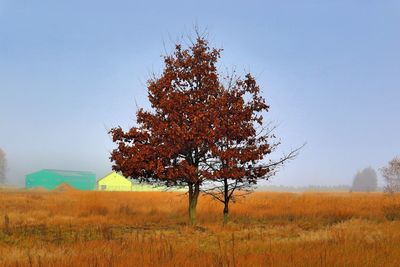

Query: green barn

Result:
[25,169,96,190]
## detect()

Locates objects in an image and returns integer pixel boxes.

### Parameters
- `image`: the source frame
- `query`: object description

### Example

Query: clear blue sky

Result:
[1,0,399,187]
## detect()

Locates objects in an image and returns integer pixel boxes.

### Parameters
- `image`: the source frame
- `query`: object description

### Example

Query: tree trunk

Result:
[223,178,230,225]
[188,182,200,225]
[223,202,229,225]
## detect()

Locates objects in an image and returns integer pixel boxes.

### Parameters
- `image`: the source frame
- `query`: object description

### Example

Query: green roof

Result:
[28,169,95,177]
[45,169,95,176]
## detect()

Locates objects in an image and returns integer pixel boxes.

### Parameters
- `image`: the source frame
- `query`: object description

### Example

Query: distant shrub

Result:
[383,204,400,221]
[0,148,7,184]
[101,226,114,240]
[4,215,11,235]
[118,204,136,216]
[286,214,295,222]
[91,206,109,216]
[351,167,378,192]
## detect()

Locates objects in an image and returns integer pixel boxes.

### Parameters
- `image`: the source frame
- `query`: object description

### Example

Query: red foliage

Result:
[110,36,272,187]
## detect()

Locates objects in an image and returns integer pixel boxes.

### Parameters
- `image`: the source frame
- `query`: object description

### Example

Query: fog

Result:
[1,0,399,187]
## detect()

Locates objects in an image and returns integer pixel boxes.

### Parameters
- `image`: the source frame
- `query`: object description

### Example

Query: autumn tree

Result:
[0,148,7,184]
[381,157,400,193]
[202,145,301,224]
[110,35,223,224]
[350,167,378,192]
[109,33,295,224]
[199,73,302,223]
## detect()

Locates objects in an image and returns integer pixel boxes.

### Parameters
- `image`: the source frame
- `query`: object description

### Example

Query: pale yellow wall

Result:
[97,172,186,192]
[131,183,165,192]
[97,172,132,191]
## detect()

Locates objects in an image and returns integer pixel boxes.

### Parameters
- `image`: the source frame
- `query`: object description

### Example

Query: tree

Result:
[350,167,378,192]
[381,157,400,193]
[193,70,302,224]
[109,33,295,224]
[202,145,301,224]
[110,35,223,224]
[0,148,7,184]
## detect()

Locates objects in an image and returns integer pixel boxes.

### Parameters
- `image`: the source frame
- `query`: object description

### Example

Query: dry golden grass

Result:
[1,191,400,266]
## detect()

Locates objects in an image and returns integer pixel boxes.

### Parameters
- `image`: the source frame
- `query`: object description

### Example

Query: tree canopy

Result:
[381,157,400,193]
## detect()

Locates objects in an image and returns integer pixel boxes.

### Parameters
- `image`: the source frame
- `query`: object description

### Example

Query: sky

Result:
[1,0,399,187]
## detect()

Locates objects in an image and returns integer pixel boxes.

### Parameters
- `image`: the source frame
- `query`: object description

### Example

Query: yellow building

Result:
[97,172,133,191]
[97,172,175,192]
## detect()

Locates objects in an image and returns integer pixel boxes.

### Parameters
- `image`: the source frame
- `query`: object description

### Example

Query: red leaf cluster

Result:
[110,37,273,187]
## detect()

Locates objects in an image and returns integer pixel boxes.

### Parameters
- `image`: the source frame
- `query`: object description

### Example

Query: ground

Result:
[1,190,400,266]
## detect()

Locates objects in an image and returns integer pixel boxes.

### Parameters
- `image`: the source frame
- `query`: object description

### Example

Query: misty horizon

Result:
[1,0,399,188]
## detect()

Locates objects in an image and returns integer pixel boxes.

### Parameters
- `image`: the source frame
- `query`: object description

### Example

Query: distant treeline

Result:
[256,185,383,192]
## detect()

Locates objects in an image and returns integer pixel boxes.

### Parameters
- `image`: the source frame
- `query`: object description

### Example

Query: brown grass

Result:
[1,191,400,266]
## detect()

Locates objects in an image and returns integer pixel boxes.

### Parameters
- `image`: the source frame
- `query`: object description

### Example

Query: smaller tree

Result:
[0,148,7,184]
[351,167,378,192]
[201,146,302,224]
[381,157,400,193]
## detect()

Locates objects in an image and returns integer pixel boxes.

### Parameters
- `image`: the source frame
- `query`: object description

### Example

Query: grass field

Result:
[1,190,400,266]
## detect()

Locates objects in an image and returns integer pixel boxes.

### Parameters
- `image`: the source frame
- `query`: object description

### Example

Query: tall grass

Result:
[1,191,400,266]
